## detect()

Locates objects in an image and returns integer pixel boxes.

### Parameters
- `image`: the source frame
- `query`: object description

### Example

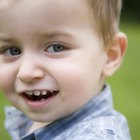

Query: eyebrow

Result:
[41,30,74,39]
[0,34,12,42]
[0,30,75,44]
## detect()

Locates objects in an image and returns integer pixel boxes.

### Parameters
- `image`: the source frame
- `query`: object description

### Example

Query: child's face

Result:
[0,0,107,122]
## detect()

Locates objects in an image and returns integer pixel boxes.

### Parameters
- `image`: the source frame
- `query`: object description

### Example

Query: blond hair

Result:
[88,0,122,45]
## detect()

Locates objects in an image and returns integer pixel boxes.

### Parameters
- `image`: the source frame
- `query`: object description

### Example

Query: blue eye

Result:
[0,47,21,56]
[46,44,66,53]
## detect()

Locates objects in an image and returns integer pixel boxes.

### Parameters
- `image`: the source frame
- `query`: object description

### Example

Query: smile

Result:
[22,90,59,102]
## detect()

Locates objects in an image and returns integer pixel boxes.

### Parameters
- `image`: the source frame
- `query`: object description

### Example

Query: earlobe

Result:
[103,32,127,77]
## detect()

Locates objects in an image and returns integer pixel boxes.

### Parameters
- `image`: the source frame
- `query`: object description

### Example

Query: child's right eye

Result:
[0,46,22,57]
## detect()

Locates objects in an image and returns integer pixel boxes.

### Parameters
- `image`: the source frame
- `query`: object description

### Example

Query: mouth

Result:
[22,90,59,102]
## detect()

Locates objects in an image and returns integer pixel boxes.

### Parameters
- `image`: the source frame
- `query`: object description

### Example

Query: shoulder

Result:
[67,112,131,140]
[4,106,31,130]
[4,106,32,140]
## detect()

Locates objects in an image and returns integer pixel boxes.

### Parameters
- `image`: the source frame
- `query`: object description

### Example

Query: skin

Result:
[0,0,127,132]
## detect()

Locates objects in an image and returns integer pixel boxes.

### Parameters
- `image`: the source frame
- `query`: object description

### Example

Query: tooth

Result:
[49,90,54,94]
[40,99,46,101]
[42,90,47,95]
[34,91,41,96]
[25,91,33,95]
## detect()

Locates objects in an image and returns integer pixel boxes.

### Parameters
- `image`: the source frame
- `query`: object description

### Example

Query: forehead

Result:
[0,0,93,37]
[0,0,90,21]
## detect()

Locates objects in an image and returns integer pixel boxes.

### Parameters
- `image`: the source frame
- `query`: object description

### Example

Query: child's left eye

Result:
[45,44,67,53]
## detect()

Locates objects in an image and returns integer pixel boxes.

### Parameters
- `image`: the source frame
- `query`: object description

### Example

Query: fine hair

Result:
[88,0,122,45]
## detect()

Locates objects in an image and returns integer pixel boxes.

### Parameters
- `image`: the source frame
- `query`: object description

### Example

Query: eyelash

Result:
[0,46,22,56]
[44,43,69,53]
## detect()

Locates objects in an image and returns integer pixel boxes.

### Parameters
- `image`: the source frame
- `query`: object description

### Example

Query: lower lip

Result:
[23,95,57,110]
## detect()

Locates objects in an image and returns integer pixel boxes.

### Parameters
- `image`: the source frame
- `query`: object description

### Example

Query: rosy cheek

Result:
[0,67,15,91]
[56,70,86,94]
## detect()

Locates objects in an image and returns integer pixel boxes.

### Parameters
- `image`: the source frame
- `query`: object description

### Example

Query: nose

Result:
[17,59,45,83]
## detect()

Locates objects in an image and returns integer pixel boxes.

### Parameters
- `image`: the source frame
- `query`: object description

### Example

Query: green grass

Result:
[0,92,11,139]
[0,21,140,140]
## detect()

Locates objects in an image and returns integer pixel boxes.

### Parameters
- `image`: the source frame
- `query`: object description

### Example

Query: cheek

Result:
[52,63,94,97]
[0,64,16,91]
[51,56,105,99]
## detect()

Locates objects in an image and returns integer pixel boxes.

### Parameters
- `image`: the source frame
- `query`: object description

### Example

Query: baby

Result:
[0,0,131,140]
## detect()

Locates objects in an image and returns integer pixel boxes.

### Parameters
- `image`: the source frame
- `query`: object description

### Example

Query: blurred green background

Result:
[108,21,140,140]
[0,1,140,140]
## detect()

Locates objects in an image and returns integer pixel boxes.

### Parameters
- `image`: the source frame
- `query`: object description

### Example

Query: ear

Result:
[103,32,127,77]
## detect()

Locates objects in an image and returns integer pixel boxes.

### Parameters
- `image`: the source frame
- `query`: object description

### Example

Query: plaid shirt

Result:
[4,84,131,140]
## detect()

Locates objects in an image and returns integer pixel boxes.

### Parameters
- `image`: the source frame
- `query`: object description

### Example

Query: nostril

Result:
[17,73,34,83]
[17,69,45,83]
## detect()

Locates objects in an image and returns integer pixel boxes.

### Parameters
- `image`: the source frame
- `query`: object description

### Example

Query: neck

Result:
[28,121,50,134]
